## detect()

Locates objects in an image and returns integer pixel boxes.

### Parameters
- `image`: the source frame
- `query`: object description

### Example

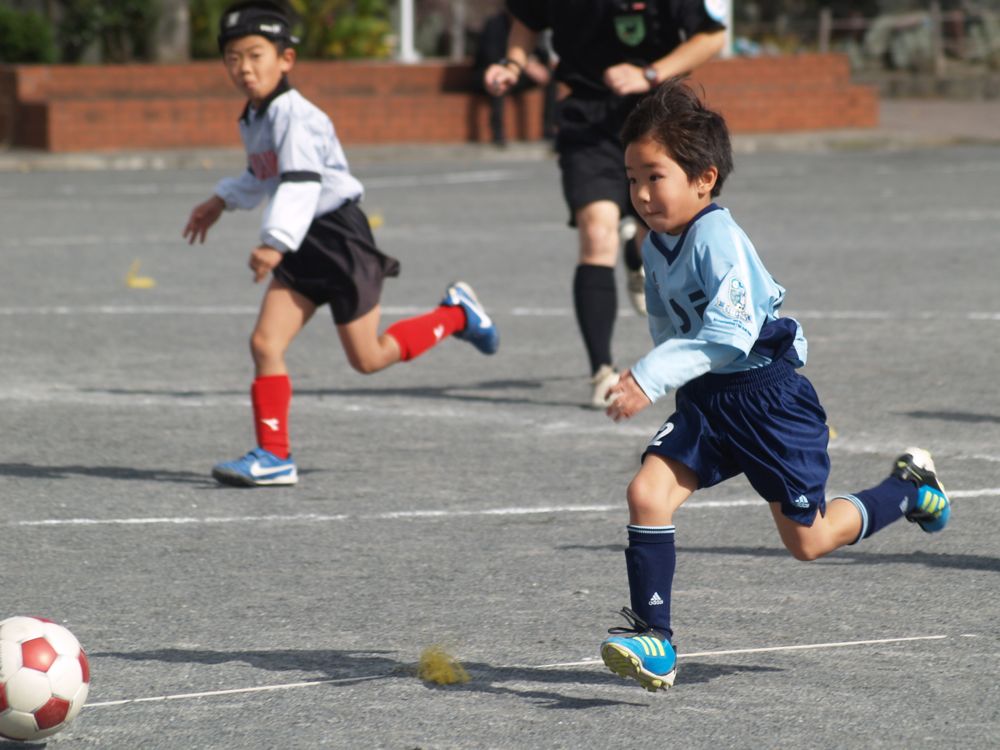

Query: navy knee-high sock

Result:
[573,264,616,375]
[624,525,675,639]
[839,476,918,542]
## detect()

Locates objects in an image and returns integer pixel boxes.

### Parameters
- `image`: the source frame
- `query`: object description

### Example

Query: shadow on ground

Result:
[92,647,781,709]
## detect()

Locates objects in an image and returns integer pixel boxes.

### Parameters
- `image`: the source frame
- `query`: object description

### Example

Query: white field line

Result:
[84,633,950,710]
[85,674,389,708]
[529,634,949,669]
[2,304,1000,322]
[10,490,997,529]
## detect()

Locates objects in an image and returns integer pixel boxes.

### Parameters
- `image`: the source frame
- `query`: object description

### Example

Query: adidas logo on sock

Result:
[648,592,664,606]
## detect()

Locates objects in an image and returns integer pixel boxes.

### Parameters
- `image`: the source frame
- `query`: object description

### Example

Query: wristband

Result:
[498,57,524,73]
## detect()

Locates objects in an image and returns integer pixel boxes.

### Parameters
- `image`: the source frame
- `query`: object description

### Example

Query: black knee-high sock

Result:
[623,236,642,272]
[573,264,616,375]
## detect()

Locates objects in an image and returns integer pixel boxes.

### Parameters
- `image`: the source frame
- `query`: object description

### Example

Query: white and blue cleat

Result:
[212,447,298,487]
[601,607,677,692]
[442,281,499,355]
[894,447,950,532]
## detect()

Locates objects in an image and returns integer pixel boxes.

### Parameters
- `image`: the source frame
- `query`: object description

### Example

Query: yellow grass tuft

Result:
[417,646,469,685]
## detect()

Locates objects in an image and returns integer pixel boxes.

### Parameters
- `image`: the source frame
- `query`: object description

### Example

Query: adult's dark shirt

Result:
[506,0,725,98]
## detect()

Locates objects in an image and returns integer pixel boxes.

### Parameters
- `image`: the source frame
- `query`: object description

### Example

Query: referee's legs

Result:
[573,200,620,382]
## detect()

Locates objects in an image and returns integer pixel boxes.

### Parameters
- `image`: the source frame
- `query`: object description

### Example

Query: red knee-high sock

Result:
[385,305,466,361]
[252,374,292,459]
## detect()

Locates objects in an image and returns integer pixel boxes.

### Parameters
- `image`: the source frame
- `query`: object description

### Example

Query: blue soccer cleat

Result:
[893,447,950,532]
[212,447,298,487]
[441,281,499,355]
[600,607,677,692]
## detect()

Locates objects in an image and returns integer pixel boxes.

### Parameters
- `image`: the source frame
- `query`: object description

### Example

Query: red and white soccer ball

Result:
[0,616,90,742]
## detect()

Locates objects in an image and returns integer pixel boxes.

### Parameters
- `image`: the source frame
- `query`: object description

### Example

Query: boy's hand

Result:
[249,245,283,283]
[605,369,652,422]
[183,195,225,244]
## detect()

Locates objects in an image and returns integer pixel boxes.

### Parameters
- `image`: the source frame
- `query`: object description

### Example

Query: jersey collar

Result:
[648,203,723,265]
[239,75,292,123]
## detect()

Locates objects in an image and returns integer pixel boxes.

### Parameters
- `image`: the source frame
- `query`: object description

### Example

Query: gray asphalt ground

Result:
[2,127,999,748]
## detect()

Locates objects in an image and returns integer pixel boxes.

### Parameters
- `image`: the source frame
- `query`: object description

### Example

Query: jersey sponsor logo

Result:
[614,14,646,46]
[249,150,279,181]
[715,278,751,323]
[705,0,728,23]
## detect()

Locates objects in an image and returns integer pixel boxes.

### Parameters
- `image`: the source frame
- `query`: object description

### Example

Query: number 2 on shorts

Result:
[649,421,675,447]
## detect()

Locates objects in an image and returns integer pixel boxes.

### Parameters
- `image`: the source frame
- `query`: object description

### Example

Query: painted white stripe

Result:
[12,489,998,530]
[84,633,951,709]
[530,634,949,669]
[1,304,999,323]
[85,674,387,708]
[5,500,747,529]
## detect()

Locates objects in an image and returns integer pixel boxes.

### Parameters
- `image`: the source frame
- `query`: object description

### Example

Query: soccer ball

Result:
[0,616,90,741]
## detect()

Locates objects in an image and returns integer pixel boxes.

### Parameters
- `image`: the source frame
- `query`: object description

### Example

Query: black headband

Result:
[218,5,298,51]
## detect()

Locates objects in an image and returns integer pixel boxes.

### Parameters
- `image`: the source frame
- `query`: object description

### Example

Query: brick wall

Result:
[0,55,876,152]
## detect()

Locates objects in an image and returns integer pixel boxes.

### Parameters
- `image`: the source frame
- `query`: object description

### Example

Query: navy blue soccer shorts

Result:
[642,359,831,526]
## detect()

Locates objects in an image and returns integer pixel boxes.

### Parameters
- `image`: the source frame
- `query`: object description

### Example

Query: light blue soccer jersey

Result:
[631,204,807,403]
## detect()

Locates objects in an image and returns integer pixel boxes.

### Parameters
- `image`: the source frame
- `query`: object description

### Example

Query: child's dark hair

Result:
[621,77,733,197]
[218,1,298,53]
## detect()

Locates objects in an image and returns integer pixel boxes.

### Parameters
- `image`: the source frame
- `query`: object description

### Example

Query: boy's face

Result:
[625,135,717,235]
[223,35,295,107]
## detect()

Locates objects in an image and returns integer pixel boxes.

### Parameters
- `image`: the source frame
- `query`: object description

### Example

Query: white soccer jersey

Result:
[631,205,808,403]
[214,77,364,252]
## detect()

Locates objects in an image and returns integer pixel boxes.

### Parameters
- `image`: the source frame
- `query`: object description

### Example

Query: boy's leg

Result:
[770,448,950,560]
[213,280,313,487]
[769,499,862,562]
[602,455,696,691]
[340,280,498,373]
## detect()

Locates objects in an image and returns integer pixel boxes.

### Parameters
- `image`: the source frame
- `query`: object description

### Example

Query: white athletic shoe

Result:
[590,364,619,409]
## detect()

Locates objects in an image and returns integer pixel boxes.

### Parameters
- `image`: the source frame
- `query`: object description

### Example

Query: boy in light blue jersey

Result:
[598,79,952,692]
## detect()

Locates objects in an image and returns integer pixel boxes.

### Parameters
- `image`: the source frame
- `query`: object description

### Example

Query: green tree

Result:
[289,0,392,59]
[0,6,56,63]
[56,0,160,63]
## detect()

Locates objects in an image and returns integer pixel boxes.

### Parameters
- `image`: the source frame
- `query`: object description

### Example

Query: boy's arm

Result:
[259,108,324,252]
[630,337,742,404]
[214,169,268,211]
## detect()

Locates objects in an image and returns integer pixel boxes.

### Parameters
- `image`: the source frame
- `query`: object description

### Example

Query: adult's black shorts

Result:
[555,95,642,227]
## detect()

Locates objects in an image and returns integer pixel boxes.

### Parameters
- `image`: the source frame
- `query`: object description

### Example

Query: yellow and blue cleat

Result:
[600,607,677,692]
[893,447,950,533]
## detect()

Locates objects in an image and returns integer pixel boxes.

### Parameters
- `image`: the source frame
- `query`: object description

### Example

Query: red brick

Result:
[0,54,877,152]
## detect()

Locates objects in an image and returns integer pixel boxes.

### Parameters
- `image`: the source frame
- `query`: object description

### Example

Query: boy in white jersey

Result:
[183,1,498,487]
[598,79,952,691]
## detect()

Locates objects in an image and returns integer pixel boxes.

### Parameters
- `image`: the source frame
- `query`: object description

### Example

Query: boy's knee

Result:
[626,475,665,519]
